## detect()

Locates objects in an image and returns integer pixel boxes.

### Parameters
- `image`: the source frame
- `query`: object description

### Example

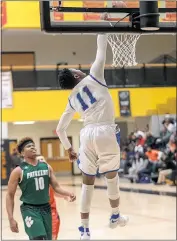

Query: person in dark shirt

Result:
[156,150,176,185]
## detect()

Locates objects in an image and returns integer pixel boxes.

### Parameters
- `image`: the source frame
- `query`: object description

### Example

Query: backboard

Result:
[40,0,177,33]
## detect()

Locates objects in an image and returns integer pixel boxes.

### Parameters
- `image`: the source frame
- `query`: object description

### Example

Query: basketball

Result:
[112,1,127,8]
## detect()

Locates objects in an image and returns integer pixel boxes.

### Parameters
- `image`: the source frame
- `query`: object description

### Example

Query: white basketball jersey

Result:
[56,34,116,150]
[68,74,115,126]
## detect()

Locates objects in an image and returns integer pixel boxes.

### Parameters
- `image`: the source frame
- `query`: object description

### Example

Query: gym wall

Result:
[2,31,176,65]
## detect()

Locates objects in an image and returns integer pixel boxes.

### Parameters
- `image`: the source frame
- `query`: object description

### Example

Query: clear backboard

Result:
[40,0,177,33]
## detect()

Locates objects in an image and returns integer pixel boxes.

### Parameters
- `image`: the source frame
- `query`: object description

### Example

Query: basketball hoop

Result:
[107,33,141,68]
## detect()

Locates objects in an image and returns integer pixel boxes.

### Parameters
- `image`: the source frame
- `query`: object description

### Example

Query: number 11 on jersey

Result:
[77,86,97,111]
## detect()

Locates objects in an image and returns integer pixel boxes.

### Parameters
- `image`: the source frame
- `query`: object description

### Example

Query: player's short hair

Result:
[17,137,34,154]
[58,68,76,89]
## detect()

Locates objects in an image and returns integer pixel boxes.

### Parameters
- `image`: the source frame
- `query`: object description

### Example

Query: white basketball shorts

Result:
[77,124,120,175]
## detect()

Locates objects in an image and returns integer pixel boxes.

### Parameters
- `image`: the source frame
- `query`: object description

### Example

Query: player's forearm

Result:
[56,110,74,150]
[96,34,108,63]
[56,130,71,150]
[6,193,15,220]
[90,34,108,79]
[54,193,65,198]
[97,34,107,48]
[53,185,71,197]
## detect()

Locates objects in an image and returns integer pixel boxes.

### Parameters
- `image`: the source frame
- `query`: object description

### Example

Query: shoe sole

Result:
[80,237,90,240]
[109,217,129,229]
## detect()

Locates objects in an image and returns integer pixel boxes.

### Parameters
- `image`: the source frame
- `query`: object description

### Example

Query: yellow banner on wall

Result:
[3,1,40,29]
[2,88,176,122]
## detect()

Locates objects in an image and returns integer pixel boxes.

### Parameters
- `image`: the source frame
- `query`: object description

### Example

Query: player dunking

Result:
[57,13,128,240]
[6,137,76,240]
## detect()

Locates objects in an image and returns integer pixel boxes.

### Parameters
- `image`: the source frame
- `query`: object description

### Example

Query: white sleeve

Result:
[90,34,107,84]
[56,102,75,150]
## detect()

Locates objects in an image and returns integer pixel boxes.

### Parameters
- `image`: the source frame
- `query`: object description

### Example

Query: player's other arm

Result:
[49,165,76,202]
[56,103,77,161]
[90,33,108,83]
[40,157,69,200]
[6,167,21,233]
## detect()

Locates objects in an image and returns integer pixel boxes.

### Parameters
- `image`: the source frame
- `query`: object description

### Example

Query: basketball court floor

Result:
[2,176,176,240]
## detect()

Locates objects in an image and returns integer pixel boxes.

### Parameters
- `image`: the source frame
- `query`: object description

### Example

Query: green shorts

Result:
[20,203,52,240]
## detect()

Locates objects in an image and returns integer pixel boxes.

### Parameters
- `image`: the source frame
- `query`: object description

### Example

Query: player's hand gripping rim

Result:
[100,12,110,21]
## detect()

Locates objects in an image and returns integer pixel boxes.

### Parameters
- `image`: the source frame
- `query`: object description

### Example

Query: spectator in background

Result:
[127,152,146,183]
[158,114,176,143]
[135,135,145,153]
[10,148,22,169]
[119,151,131,175]
[169,131,177,148]
[134,130,146,139]
[123,133,136,158]
[127,132,136,149]
[162,114,175,133]
[137,146,163,181]
[156,125,172,149]
[134,133,146,154]
[156,148,177,185]
[170,152,177,186]
[145,146,163,161]
[118,117,176,186]
[145,132,157,149]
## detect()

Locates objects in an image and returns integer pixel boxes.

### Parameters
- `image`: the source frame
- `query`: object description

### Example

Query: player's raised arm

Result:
[90,13,109,83]
[90,34,108,82]
[6,167,21,233]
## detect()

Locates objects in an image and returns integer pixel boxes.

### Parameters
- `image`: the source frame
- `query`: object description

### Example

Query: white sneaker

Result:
[78,226,90,240]
[109,213,129,229]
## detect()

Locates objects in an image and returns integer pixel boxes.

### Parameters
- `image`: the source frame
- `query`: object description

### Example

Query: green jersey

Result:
[19,161,50,205]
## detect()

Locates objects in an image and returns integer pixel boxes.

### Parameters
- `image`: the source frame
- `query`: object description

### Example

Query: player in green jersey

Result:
[6,137,76,240]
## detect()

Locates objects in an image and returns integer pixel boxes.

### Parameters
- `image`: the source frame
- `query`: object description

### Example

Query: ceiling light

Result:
[13,121,35,125]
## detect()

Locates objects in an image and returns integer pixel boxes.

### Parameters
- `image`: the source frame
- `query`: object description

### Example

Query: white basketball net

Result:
[107,33,141,68]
